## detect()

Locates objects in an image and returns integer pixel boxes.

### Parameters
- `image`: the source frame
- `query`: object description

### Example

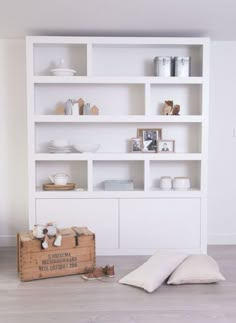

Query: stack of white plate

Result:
[48,140,72,153]
[50,68,77,76]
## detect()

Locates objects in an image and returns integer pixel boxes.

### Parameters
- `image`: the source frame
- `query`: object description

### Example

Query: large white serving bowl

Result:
[74,144,100,153]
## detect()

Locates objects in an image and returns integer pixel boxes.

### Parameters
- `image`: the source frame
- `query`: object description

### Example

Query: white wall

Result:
[0,39,235,246]
[0,39,27,246]
[208,41,236,244]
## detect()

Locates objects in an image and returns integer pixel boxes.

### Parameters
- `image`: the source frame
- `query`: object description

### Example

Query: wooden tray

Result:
[42,183,76,191]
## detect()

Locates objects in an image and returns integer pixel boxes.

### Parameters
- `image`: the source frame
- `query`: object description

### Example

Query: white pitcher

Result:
[49,173,69,185]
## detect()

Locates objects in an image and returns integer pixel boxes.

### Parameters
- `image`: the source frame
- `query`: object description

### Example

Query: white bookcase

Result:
[26,36,209,255]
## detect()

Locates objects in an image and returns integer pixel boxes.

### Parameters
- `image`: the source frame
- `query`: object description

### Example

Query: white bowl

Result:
[50,139,70,148]
[74,144,100,153]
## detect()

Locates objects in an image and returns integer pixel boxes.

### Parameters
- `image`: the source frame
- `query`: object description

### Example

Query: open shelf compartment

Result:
[149,160,201,191]
[92,44,203,77]
[33,43,87,76]
[34,83,145,116]
[35,161,88,191]
[93,161,144,191]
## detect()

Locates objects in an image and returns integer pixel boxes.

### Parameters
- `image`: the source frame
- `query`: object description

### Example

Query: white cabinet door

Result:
[120,198,201,249]
[36,199,119,249]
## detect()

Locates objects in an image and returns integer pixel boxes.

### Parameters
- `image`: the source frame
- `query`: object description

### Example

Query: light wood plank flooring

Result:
[0,246,235,323]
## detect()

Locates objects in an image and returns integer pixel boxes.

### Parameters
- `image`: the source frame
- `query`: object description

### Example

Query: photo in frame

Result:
[137,128,162,152]
[157,140,175,153]
[130,137,143,153]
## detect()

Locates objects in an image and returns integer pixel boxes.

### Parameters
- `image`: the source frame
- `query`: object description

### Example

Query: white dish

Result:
[50,68,76,76]
[173,177,190,190]
[49,140,70,148]
[74,144,100,153]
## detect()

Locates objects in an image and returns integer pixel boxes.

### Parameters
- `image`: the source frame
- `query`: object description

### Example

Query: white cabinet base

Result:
[35,197,203,255]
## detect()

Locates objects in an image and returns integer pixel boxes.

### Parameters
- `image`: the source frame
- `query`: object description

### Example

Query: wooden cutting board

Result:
[42,183,76,191]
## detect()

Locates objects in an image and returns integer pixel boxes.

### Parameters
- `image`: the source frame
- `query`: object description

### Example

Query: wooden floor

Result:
[0,246,236,323]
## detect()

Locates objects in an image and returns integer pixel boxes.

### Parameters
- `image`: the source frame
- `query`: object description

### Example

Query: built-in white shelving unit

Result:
[27,36,209,255]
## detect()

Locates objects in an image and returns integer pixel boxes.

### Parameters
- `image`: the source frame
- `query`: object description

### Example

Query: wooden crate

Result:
[17,227,95,281]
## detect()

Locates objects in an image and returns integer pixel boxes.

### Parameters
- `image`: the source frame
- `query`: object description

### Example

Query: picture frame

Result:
[130,137,143,153]
[157,140,175,153]
[137,128,162,153]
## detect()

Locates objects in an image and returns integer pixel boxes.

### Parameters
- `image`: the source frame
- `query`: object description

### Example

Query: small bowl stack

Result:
[48,140,72,153]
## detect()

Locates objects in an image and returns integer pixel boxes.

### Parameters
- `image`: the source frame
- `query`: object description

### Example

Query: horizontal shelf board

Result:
[34,115,203,123]
[35,188,202,198]
[34,153,202,161]
[29,36,209,46]
[33,76,204,84]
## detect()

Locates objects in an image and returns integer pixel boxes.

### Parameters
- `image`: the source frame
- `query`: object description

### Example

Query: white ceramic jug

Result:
[49,173,69,185]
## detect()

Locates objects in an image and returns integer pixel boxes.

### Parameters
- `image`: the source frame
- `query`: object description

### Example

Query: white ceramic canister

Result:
[154,56,172,77]
[173,177,191,190]
[174,56,191,77]
[160,176,172,190]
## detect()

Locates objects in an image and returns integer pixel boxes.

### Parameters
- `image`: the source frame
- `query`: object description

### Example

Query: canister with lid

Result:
[174,56,191,77]
[154,56,172,77]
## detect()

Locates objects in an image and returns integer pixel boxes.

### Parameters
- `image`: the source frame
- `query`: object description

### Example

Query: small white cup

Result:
[160,176,172,190]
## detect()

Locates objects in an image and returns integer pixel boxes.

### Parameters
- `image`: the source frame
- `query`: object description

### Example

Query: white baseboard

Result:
[0,235,16,247]
[1,234,236,248]
[208,234,236,245]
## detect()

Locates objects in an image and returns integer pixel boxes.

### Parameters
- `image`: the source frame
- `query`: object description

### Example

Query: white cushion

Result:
[167,255,225,285]
[119,252,187,293]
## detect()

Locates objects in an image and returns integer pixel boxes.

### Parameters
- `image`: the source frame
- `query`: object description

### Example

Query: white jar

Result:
[174,56,191,77]
[160,176,172,190]
[154,56,172,77]
[173,177,191,190]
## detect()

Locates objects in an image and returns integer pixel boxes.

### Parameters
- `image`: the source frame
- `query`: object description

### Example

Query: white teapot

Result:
[49,173,69,185]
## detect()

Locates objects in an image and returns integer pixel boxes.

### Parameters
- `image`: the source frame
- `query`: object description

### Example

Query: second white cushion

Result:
[167,254,225,285]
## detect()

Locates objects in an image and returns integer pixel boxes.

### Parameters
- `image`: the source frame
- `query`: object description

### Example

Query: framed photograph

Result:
[130,137,143,153]
[137,128,162,152]
[157,140,175,153]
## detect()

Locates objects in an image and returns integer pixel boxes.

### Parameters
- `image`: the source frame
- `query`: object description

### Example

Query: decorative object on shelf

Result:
[157,140,175,153]
[42,183,76,191]
[48,139,72,153]
[78,98,85,115]
[174,56,191,77]
[90,105,99,115]
[163,101,180,115]
[73,143,100,153]
[130,137,143,153]
[173,177,191,190]
[83,103,91,115]
[104,180,134,191]
[64,99,74,115]
[160,176,172,190]
[32,222,62,249]
[137,128,162,153]
[172,104,180,115]
[154,56,173,77]
[55,102,65,115]
[49,173,70,185]
[50,58,77,76]
[72,101,79,115]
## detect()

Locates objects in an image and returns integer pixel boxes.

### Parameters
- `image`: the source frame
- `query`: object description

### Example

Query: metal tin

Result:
[174,56,191,77]
[154,56,172,77]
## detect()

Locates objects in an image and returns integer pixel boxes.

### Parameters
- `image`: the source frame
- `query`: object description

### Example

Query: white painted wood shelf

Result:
[35,188,202,198]
[27,36,209,255]
[34,153,203,161]
[34,115,203,123]
[33,76,204,84]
